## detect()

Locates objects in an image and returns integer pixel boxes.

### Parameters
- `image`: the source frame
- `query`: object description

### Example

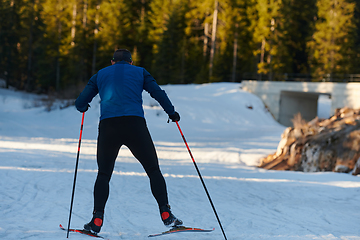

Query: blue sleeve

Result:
[75,74,99,112]
[143,69,175,115]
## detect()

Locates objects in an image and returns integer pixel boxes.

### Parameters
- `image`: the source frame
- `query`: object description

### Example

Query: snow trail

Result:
[1,83,360,239]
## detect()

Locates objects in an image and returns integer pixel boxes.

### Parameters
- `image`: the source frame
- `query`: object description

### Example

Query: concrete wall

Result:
[279,91,320,126]
[242,81,360,125]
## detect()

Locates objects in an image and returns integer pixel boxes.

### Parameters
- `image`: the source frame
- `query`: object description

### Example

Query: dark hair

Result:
[112,49,132,63]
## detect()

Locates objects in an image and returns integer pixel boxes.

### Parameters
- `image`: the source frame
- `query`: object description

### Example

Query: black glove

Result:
[168,111,180,122]
[80,104,90,113]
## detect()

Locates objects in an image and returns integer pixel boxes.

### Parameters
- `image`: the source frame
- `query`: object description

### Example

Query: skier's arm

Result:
[143,69,175,116]
[75,74,99,112]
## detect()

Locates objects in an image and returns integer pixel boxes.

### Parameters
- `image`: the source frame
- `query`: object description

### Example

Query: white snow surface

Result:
[0,82,359,240]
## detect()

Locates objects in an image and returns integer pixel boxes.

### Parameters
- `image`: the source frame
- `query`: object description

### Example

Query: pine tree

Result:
[280,0,317,75]
[250,0,282,80]
[214,0,253,82]
[0,0,21,88]
[183,0,214,83]
[308,0,356,80]
[148,0,189,84]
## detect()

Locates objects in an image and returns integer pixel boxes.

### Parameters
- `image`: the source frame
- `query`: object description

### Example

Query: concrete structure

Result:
[242,81,360,126]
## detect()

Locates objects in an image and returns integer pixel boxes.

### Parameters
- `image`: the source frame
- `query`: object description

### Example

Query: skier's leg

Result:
[124,117,182,227]
[85,118,122,233]
[94,118,122,212]
[124,117,169,207]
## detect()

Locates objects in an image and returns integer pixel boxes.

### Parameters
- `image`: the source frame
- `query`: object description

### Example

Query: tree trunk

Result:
[180,37,186,84]
[203,22,209,58]
[26,0,35,91]
[80,0,88,81]
[83,0,87,27]
[231,24,238,82]
[56,1,62,90]
[71,2,77,46]
[6,0,15,88]
[92,1,100,75]
[258,37,266,80]
[209,0,218,79]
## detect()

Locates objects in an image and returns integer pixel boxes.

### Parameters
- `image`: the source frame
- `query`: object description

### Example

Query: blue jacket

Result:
[75,61,175,120]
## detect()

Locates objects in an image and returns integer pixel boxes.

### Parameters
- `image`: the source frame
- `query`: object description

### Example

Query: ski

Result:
[59,224,108,239]
[148,226,215,237]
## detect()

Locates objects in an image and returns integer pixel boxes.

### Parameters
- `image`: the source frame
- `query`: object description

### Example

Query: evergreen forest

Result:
[1,0,360,94]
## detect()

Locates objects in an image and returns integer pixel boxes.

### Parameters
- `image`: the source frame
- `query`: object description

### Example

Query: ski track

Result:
[1,142,360,239]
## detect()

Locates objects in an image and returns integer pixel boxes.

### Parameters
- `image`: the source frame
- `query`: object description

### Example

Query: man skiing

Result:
[75,49,182,234]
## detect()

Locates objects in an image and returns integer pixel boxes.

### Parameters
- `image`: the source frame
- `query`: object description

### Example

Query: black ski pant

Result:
[93,116,168,212]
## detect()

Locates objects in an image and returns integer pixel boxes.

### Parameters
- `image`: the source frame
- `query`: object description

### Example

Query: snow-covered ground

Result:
[0,82,359,240]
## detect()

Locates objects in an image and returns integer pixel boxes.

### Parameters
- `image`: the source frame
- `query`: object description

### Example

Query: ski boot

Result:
[84,210,104,234]
[159,204,183,227]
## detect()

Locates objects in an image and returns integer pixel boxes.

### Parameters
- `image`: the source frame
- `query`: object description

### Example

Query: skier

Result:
[75,49,182,234]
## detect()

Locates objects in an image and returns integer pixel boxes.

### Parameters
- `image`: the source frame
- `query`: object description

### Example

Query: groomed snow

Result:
[0,82,359,239]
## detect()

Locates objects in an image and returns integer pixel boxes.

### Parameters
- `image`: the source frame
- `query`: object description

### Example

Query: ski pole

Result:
[175,121,228,240]
[67,112,85,238]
